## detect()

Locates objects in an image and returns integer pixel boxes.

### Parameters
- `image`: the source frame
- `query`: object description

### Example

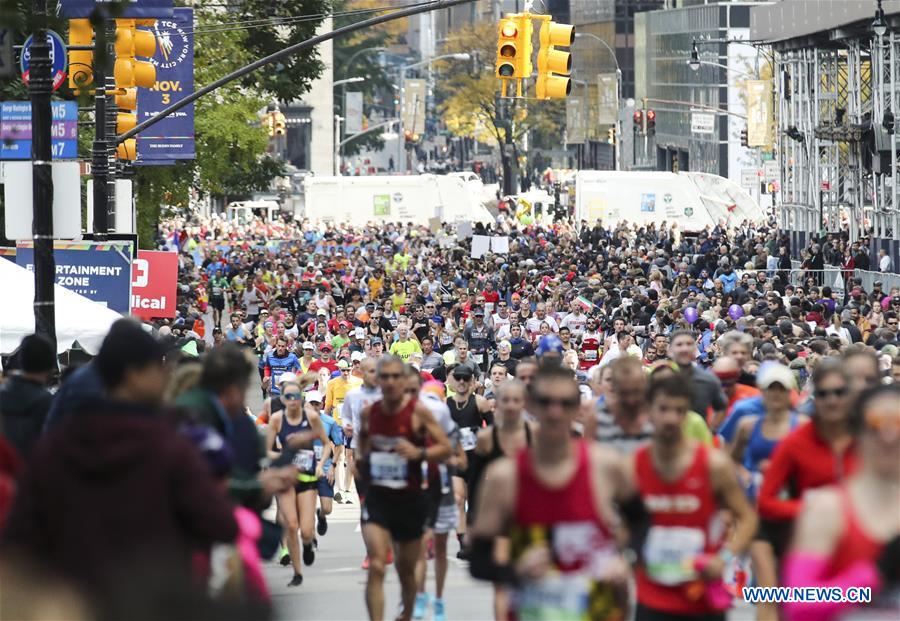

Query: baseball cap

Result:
[277,372,299,386]
[756,363,796,390]
[451,365,474,380]
[306,390,324,403]
[354,327,366,339]
[473,308,485,316]
[319,343,333,352]
[302,341,315,350]
[351,351,366,362]
[337,359,350,370]
[317,308,327,315]
[370,337,383,345]
[536,334,564,356]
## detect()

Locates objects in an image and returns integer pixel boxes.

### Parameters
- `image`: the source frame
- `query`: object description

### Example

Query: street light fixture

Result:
[873,0,888,37]
[689,41,701,71]
[333,76,366,87]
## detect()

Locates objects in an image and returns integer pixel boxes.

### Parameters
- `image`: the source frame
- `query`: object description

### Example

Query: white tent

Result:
[0,258,122,355]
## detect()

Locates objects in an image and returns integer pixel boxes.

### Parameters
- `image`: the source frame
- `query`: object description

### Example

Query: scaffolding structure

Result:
[771,27,900,247]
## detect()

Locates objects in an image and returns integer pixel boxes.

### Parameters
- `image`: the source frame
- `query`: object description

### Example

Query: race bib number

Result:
[472,353,485,365]
[292,449,315,473]
[370,451,408,489]
[212,286,223,296]
[515,573,590,621]
[459,427,478,451]
[643,526,705,585]
[584,350,597,361]
[314,444,324,461]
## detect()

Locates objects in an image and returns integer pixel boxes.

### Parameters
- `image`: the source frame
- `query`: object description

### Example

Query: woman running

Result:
[266,380,329,587]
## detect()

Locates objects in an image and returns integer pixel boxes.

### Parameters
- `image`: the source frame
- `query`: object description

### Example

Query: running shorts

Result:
[361,490,427,543]
[317,476,334,498]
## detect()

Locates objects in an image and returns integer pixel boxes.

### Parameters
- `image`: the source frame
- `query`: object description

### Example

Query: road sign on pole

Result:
[20,30,67,91]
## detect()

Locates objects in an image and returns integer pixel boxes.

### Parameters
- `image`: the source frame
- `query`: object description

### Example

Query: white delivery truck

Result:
[301,175,494,226]
[574,171,766,232]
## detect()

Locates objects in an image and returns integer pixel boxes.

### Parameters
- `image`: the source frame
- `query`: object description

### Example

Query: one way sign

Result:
[0,28,11,78]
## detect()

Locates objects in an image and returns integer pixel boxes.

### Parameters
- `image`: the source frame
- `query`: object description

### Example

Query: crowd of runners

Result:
[0,212,898,621]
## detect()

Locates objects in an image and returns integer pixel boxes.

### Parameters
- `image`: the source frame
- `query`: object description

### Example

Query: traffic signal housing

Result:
[740,127,749,147]
[607,127,616,144]
[646,109,656,136]
[633,110,643,134]
[113,19,157,160]
[68,19,94,93]
[495,15,532,80]
[535,20,574,99]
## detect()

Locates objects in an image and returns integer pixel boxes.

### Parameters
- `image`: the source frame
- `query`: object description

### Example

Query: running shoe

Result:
[334,491,343,503]
[287,573,303,587]
[342,492,353,504]
[317,508,328,536]
[433,598,446,621]
[412,592,429,620]
[279,546,291,566]
[303,542,315,566]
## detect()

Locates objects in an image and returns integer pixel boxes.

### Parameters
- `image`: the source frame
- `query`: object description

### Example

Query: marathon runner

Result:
[469,364,633,621]
[304,389,342,540]
[356,355,451,621]
[446,363,493,558]
[259,336,301,397]
[629,374,758,621]
[264,379,330,586]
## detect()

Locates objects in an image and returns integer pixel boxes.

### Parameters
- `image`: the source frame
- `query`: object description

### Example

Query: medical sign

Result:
[19,30,67,91]
[131,250,178,318]
[136,7,195,162]
[16,241,133,314]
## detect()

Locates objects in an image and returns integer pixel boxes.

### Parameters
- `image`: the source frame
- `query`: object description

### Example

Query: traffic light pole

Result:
[30,0,56,350]
[92,20,110,239]
[116,0,476,147]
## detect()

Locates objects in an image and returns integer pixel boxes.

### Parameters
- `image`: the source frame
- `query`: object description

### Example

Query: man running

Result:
[630,374,757,621]
[341,357,382,507]
[468,365,632,621]
[357,355,452,621]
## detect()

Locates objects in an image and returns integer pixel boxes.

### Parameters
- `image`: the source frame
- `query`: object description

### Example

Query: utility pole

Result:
[30,0,56,350]
[91,12,111,238]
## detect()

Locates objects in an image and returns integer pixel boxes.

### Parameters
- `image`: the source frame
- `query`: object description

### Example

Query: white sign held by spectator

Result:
[490,236,509,254]
[471,235,491,258]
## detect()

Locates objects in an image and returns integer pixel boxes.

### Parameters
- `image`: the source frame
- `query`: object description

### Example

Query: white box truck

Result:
[301,175,494,226]
[574,171,766,232]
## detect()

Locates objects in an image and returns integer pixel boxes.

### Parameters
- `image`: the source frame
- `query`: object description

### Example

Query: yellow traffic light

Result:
[495,14,533,81]
[273,111,286,136]
[114,19,157,89]
[68,19,94,93]
[116,138,137,161]
[607,127,616,144]
[535,20,574,99]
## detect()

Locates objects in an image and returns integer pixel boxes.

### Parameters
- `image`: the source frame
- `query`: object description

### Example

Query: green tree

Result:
[437,23,564,194]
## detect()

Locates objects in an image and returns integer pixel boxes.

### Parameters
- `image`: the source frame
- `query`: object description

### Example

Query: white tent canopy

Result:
[0,258,122,355]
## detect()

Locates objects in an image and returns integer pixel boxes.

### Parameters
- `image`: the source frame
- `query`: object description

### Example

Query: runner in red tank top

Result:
[467,364,633,621]
[630,375,757,621]
[783,385,900,621]
[357,355,451,621]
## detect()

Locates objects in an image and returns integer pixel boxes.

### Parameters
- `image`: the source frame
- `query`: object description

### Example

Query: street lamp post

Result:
[575,32,621,170]
[398,53,470,174]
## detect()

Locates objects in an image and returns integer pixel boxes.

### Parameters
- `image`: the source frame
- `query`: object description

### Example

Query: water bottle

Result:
[439,463,450,495]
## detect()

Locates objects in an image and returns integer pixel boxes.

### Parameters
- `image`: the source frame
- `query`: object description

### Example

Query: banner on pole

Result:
[596,73,617,125]
[566,96,586,144]
[745,80,773,147]
[57,0,174,18]
[402,79,426,136]
[345,91,363,135]
[136,7,195,163]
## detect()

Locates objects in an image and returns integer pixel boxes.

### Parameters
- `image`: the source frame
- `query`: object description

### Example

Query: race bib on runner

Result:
[370,451,408,489]
[584,350,598,360]
[314,444,324,461]
[292,449,315,473]
[472,353,485,365]
[459,427,477,451]
[515,573,590,621]
[643,525,705,585]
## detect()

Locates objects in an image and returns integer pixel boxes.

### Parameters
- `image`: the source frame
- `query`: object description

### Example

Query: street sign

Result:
[764,160,779,182]
[691,111,715,134]
[740,168,757,188]
[0,28,12,78]
[0,100,78,160]
[2,161,81,240]
[20,30,67,91]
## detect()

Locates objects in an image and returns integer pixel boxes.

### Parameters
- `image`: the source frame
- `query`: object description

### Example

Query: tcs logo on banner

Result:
[130,250,178,319]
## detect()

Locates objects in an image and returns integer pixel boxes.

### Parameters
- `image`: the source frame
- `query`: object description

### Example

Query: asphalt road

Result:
[262,496,495,621]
